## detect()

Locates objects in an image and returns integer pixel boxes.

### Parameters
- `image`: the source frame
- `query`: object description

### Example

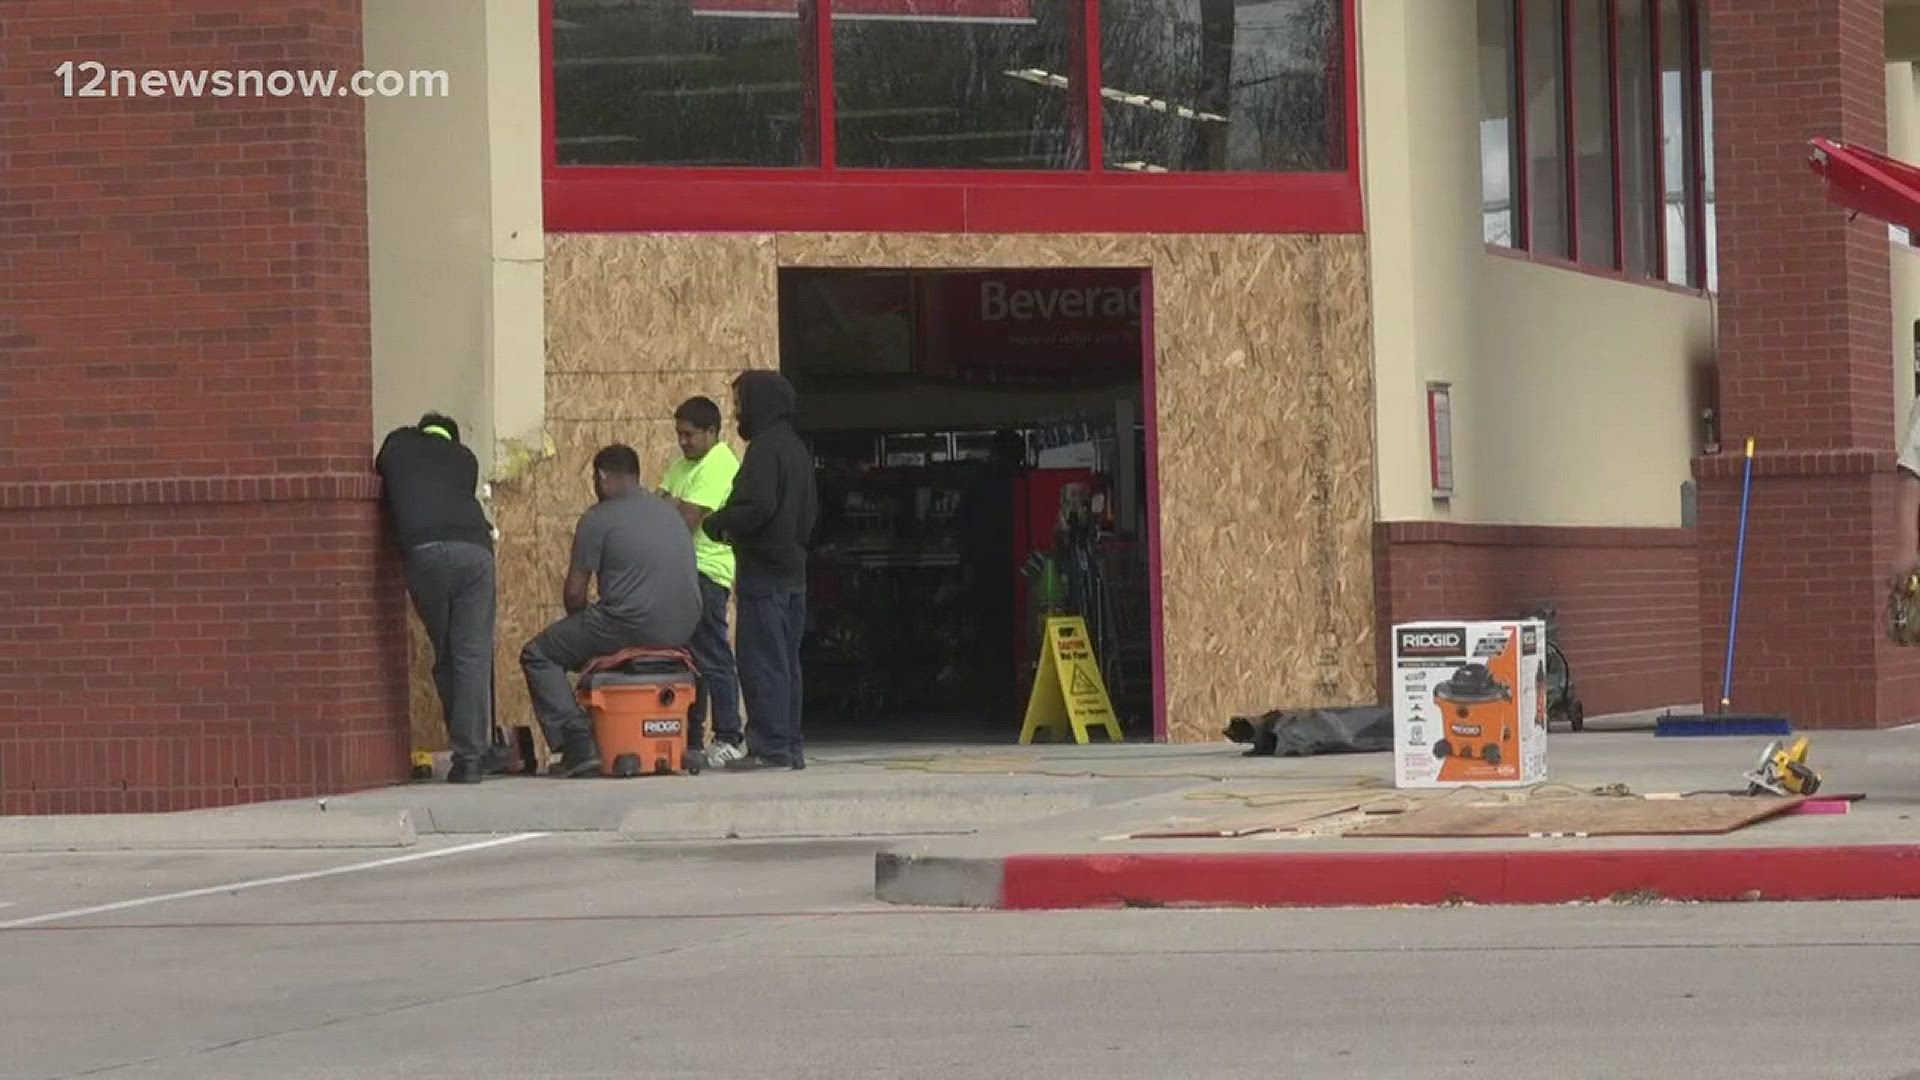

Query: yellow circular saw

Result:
[1743,737,1821,797]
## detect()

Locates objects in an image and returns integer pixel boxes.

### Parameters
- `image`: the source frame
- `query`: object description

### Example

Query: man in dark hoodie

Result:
[375,413,498,784]
[700,370,819,771]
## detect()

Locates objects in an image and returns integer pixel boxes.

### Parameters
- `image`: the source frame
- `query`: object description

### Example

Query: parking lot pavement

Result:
[7,833,1920,1080]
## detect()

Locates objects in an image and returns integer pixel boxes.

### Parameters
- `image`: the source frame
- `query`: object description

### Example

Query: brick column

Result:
[1696,0,1920,727]
[0,1,410,813]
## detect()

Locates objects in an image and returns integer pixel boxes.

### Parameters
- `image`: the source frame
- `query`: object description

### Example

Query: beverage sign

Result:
[917,269,1145,386]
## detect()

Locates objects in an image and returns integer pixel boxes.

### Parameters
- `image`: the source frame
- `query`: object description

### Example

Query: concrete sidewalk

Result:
[876,721,1920,910]
[0,740,1298,852]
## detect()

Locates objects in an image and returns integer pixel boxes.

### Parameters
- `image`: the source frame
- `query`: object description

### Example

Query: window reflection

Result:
[551,0,813,167]
[832,0,1080,169]
[1099,0,1343,173]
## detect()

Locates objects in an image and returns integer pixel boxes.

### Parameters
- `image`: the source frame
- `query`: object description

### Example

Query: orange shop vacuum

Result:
[574,647,702,777]
[1429,663,1514,766]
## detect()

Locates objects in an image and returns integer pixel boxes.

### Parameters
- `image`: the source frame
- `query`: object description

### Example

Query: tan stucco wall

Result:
[1889,61,1920,434]
[1362,0,1713,528]
[364,0,545,477]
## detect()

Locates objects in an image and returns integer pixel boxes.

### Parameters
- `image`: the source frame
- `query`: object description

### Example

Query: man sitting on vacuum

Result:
[520,444,703,777]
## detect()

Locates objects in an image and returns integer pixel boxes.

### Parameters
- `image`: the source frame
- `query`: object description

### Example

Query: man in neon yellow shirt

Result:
[659,396,745,765]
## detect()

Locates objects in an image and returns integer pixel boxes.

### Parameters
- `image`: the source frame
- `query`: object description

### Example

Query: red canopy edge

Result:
[1809,137,1920,233]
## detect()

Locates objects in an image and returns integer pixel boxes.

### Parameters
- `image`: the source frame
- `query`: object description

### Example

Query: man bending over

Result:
[520,444,702,777]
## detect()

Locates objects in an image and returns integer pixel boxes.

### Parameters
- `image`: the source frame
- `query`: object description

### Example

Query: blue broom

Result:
[1657,437,1792,737]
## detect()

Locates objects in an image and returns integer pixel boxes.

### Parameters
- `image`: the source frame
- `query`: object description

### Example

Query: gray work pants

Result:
[403,540,498,768]
[520,605,674,753]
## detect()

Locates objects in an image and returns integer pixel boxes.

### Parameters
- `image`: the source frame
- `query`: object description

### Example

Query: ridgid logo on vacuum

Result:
[1397,627,1467,657]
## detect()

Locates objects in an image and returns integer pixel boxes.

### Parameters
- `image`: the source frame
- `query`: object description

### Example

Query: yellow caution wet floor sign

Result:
[1019,616,1125,744]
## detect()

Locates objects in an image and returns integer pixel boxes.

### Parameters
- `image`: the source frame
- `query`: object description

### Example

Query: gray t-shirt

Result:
[570,489,702,644]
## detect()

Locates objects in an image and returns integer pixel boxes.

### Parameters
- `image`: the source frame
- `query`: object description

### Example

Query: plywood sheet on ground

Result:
[1343,794,1809,838]
[1129,798,1365,838]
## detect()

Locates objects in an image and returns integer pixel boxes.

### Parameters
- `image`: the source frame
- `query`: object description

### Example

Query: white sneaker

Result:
[702,742,745,767]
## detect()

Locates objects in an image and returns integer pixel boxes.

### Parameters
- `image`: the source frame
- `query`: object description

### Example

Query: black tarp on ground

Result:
[1224,706,1394,757]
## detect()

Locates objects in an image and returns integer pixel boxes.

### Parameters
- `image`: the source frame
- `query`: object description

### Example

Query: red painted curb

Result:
[999,845,1920,909]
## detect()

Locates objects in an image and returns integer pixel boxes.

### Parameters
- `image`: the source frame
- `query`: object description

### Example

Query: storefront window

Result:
[1570,0,1614,268]
[1479,0,1520,248]
[1659,0,1698,289]
[1522,0,1569,259]
[1477,0,1714,290]
[1098,0,1344,173]
[1616,0,1659,278]
[549,0,815,167]
[832,1,1081,169]
[542,0,1363,233]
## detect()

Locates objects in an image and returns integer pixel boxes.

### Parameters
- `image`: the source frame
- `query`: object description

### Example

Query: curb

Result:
[876,844,1920,909]
[620,793,1099,842]
[0,809,418,853]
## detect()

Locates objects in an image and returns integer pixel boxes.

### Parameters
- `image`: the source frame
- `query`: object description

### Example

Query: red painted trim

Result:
[1561,0,1580,264]
[1141,269,1167,744]
[1483,243,1709,297]
[1512,0,1532,250]
[1606,0,1625,271]
[1649,0,1667,282]
[1081,0,1102,172]
[545,173,1365,233]
[997,846,1920,910]
[813,0,836,168]
[541,0,1365,234]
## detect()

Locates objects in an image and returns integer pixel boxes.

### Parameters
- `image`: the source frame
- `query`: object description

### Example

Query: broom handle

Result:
[1720,437,1756,710]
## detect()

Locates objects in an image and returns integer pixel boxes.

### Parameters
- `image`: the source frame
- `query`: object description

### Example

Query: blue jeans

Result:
[736,572,806,763]
[688,573,742,749]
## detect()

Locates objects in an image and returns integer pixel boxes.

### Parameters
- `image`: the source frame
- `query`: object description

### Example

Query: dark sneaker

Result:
[725,752,792,771]
[553,738,602,778]
[447,760,484,784]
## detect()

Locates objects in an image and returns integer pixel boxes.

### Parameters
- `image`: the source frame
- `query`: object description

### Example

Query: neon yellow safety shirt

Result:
[661,442,741,590]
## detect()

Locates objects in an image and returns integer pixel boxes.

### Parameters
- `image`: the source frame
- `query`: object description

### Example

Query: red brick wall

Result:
[1373,523,1699,717]
[0,1,409,812]
[1695,0,1920,728]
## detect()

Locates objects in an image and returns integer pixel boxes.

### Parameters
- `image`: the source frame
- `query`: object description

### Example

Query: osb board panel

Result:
[406,609,441,752]
[431,232,1378,749]
[546,233,779,374]
[1345,795,1809,838]
[778,234,1378,743]
[410,233,780,756]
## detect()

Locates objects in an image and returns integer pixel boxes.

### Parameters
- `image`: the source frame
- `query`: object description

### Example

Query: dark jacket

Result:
[702,371,817,587]
[374,426,494,553]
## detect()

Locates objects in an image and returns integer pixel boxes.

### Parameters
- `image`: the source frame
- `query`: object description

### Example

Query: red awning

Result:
[1809,137,1920,233]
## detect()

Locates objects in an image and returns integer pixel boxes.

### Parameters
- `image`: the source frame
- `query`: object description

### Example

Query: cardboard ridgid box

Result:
[1391,620,1547,788]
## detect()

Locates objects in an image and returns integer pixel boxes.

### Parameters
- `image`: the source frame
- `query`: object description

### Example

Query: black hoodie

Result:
[702,371,818,587]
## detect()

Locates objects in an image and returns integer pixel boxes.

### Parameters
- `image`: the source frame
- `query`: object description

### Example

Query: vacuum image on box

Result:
[1392,620,1546,789]
[1430,663,1512,766]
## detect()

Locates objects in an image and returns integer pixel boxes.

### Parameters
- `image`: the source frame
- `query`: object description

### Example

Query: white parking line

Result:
[0,833,548,931]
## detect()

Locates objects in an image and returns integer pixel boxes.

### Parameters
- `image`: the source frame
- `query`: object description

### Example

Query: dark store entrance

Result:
[781,268,1160,743]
